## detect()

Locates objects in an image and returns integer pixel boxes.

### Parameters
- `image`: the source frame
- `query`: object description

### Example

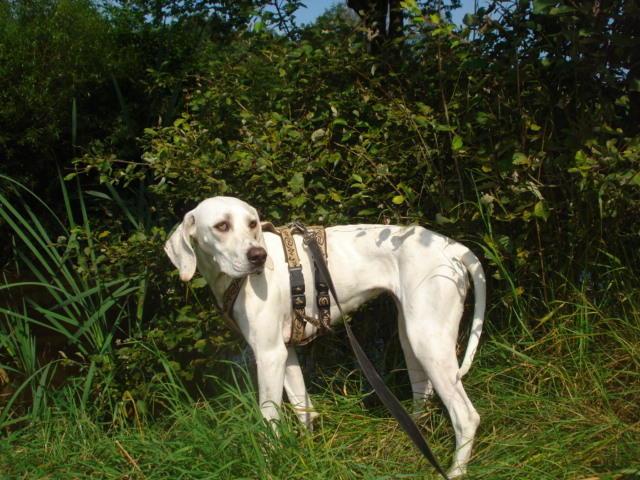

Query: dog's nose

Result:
[247,246,267,267]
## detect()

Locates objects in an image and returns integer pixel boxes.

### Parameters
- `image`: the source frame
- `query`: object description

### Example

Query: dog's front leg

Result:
[235,277,289,426]
[284,347,318,429]
[251,340,288,424]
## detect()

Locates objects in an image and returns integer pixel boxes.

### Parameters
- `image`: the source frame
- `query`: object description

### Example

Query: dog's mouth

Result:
[219,247,268,279]
[225,263,264,279]
[246,264,265,276]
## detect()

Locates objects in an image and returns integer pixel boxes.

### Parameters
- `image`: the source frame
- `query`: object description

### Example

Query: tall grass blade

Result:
[104,182,141,230]
[111,75,133,137]
[0,361,60,429]
[0,174,65,230]
[80,360,98,412]
[71,97,77,148]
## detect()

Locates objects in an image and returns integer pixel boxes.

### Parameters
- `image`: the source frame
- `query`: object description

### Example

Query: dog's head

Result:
[164,197,273,281]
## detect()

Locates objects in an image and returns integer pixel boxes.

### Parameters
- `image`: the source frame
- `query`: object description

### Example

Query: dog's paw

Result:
[303,410,320,431]
[447,465,467,478]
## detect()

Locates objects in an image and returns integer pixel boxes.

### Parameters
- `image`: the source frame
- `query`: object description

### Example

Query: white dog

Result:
[165,196,486,477]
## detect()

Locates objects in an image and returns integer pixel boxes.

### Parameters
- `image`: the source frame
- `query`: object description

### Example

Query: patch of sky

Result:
[292,0,486,27]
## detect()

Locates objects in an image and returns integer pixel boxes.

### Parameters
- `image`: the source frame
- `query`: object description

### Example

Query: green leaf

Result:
[512,152,530,165]
[462,14,479,27]
[400,0,419,12]
[413,115,430,127]
[533,201,550,221]
[435,213,454,225]
[194,339,207,352]
[268,208,282,220]
[452,135,464,151]
[532,0,555,14]
[392,195,405,205]
[311,128,326,142]
[289,195,306,207]
[549,5,573,14]
[289,172,304,192]
[574,150,587,163]
[358,208,378,216]
[191,277,208,289]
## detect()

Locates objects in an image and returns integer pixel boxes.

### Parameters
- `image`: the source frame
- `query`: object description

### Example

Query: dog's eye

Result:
[248,220,257,229]
[214,221,230,232]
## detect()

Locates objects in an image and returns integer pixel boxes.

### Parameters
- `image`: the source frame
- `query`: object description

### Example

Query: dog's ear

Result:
[164,210,197,282]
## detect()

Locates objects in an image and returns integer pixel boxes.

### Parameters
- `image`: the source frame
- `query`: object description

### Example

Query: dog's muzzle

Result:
[247,246,267,270]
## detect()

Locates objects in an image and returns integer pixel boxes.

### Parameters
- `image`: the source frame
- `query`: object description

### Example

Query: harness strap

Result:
[304,228,332,331]
[220,277,245,335]
[276,224,331,346]
[278,227,308,344]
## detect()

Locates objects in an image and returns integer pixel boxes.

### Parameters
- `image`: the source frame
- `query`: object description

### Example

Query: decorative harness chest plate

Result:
[219,223,331,346]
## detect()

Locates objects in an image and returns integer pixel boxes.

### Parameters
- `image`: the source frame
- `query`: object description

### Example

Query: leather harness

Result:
[218,222,332,346]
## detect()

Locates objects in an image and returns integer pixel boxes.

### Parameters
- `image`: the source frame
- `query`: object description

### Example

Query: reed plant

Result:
[0,174,144,427]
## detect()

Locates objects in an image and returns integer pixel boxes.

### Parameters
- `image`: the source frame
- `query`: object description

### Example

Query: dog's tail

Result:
[457,246,486,379]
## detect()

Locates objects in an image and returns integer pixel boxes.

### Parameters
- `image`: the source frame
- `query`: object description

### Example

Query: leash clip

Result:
[289,220,318,246]
[289,220,308,233]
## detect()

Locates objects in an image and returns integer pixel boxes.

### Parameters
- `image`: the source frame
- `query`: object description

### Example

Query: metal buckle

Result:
[290,220,318,246]
[289,266,306,308]
[316,280,328,294]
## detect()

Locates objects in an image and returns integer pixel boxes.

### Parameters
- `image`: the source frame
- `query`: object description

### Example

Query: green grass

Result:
[1,311,638,480]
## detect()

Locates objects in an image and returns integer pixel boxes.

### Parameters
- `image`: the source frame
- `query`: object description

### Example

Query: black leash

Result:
[294,222,449,480]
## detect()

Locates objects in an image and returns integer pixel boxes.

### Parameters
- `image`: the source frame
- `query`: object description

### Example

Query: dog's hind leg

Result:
[397,307,434,416]
[284,347,318,430]
[400,274,480,478]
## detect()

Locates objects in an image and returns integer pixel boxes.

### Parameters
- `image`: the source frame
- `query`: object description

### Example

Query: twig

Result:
[114,439,143,475]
